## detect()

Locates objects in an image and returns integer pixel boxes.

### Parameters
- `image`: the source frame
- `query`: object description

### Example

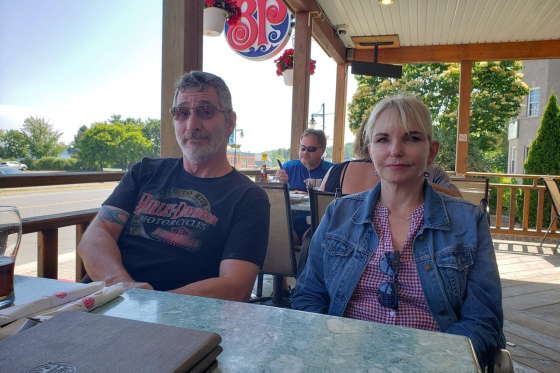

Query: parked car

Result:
[0,167,25,175]
[0,161,27,171]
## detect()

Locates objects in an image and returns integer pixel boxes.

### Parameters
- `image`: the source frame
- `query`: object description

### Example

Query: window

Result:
[528,88,540,117]
[510,147,516,173]
[524,145,531,161]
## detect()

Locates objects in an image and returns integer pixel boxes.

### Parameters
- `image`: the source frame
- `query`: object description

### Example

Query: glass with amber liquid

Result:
[0,206,22,309]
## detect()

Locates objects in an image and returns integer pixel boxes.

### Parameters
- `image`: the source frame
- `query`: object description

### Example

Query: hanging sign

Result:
[224,0,292,61]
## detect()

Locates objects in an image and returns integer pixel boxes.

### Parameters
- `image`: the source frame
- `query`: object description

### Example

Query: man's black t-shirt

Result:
[103,157,270,291]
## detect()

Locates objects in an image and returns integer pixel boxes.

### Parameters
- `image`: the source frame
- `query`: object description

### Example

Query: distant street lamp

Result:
[309,103,333,132]
[233,127,244,168]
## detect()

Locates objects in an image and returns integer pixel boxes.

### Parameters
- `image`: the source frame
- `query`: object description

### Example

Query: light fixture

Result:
[379,0,394,5]
[308,117,317,127]
[239,130,244,138]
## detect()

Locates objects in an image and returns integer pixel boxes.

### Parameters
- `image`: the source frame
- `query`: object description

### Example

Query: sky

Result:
[0,0,357,154]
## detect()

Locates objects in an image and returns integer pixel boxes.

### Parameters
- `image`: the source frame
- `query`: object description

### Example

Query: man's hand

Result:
[275,169,289,182]
[120,282,154,291]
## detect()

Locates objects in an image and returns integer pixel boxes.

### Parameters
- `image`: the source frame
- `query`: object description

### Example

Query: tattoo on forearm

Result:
[98,206,130,226]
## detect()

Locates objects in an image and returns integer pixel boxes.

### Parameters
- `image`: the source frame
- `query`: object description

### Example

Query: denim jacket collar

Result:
[351,179,450,231]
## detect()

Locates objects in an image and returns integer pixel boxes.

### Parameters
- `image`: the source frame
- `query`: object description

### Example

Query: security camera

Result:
[336,25,348,37]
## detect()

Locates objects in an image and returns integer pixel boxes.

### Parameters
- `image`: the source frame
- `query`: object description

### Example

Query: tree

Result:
[72,125,88,151]
[142,118,161,157]
[348,61,529,172]
[21,116,66,159]
[0,130,28,159]
[516,93,560,227]
[79,122,152,170]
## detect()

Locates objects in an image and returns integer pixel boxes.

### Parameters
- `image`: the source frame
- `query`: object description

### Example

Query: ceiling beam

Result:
[352,40,560,64]
[284,0,346,64]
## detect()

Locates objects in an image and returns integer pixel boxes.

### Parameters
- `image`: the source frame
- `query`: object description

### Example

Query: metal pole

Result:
[322,103,325,132]
[234,129,237,168]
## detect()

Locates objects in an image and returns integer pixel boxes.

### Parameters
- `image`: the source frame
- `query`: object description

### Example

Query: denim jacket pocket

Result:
[435,247,475,309]
[322,236,356,282]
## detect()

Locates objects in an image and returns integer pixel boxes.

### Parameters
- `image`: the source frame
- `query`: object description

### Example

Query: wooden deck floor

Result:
[494,239,560,373]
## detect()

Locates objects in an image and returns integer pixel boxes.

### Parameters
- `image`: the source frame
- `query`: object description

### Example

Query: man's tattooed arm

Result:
[97,206,130,226]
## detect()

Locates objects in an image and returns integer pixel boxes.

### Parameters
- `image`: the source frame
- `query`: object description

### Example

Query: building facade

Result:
[508,59,560,174]
[226,150,255,169]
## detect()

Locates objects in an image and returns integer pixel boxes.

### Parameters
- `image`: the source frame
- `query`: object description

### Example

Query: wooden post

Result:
[161,0,203,158]
[332,64,348,163]
[38,229,58,279]
[455,61,472,175]
[75,223,89,282]
[290,11,312,160]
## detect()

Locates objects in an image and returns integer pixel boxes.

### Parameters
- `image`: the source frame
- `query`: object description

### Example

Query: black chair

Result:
[540,177,560,255]
[250,181,306,307]
[450,177,490,224]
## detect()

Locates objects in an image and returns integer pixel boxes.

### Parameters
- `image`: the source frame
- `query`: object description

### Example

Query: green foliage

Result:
[72,125,88,151]
[488,176,517,216]
[142,118,161,157]
[34,157,83,171]
[348,61,529,172]
[21,116,66,159]
[0,130,28,159]
[515,93,560,227]
[79,122,152,171]
[264,148,291,166]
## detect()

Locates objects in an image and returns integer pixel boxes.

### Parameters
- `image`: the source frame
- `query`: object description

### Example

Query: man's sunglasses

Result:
[299,145,322,153]
[169,105,230,121]
[377,250,401,309]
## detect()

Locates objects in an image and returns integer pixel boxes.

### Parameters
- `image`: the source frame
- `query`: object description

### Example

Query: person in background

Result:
[321,118,462,198]
[78,71,270,302]
[292,95,503,370]
[275,128,334,240]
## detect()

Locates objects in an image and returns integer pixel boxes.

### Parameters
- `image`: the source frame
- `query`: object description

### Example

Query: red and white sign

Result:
[225,0,292,61]
[459,134,468,142]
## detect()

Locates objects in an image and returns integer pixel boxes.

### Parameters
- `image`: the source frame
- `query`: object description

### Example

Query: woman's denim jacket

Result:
[292,180,505,368]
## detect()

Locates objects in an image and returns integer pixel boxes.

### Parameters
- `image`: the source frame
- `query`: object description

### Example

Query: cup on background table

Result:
[307,178,322,190]
[0,206,22,309]
[269,176,281,183]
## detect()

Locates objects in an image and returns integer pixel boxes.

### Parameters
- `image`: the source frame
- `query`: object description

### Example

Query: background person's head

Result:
[299,128,327,169]
[364,95,439,185]
[172,71,236,164]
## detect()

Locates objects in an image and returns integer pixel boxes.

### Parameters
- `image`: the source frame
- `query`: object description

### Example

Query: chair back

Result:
[256,182,298,276]
[450,177,490,223]
[308,188,343,233]
[450,177,489,205]
[542,177,560,217]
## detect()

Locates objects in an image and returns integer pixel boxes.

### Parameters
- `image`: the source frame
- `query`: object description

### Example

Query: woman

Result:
[321,117,462,197]
[292,95,504,369]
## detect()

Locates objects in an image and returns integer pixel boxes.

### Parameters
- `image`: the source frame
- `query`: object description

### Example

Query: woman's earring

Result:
[374,170,378,176]
[424,170,430,177]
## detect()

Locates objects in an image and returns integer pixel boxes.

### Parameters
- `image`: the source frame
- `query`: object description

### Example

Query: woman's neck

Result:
[378,178,425,214]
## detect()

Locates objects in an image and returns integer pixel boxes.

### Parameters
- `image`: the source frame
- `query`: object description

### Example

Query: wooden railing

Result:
[465,172,560,239]
[2,169,275,280]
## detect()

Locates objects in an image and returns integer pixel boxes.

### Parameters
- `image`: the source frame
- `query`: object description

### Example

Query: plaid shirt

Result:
[343,201,440,332]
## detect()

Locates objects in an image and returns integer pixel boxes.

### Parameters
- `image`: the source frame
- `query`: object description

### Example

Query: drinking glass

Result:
[0,206,22,309]
[307,178,323,190]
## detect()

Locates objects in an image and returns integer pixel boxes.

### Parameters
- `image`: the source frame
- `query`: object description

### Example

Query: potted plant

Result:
[203,0,241,37]
[274,48,316,86]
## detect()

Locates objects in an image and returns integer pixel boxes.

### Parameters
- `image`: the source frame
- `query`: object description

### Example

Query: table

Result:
[290,195,310,212]
[13,276,481,373]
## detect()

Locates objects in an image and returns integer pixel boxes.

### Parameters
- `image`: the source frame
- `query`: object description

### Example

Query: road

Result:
[0,183,117,267]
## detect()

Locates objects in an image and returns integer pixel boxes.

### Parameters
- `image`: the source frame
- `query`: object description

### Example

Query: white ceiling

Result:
[317,0,560,49]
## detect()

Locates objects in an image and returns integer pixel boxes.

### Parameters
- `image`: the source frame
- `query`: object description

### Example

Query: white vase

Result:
[203,7,228,37]
[283,69,294,86]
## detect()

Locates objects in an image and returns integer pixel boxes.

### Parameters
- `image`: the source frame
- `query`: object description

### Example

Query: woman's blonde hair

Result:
[364,95,434,145]
[352,118,370,159]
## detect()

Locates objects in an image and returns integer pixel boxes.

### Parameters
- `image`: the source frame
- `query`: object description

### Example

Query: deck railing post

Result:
[38,229,58,279]
[75,222,90,282]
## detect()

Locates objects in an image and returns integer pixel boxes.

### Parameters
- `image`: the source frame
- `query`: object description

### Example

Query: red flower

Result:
[205,0,215,6]
[274,49,317,77]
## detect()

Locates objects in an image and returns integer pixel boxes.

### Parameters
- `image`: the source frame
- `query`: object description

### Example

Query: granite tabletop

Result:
[12,276,480,373]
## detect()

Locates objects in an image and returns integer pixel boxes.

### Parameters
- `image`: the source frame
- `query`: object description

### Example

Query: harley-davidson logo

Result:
[27,362,76,373]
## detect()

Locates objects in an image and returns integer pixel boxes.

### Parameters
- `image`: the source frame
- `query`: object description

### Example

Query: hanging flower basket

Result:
[274,49,316,86]
[203,0,241,37]
[203,7,228,36]
[283,69,294,86]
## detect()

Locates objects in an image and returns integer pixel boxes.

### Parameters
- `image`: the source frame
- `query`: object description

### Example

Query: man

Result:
[78,71,270,302]
[275,129,334,240]
[275,129,334,191]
